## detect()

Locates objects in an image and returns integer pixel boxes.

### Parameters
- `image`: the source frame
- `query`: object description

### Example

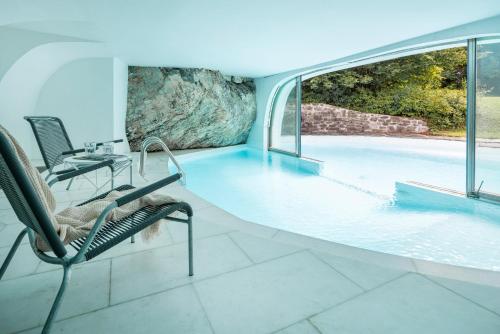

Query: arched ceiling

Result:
[1,0,500,77]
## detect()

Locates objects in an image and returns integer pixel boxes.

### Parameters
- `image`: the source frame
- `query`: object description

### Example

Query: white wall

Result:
[0,27,77,80]
[0,27,131,159]
[0,27,114,157]
[112,58,130,154]
[33,58,115,158]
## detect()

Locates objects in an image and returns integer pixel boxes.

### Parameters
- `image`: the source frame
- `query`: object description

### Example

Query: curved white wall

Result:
[247,14,500,150]
[0,27,128,158]
[3,13,500,157]
[34,58,113,156]
[33,57,129,158]
[0,27,77,80]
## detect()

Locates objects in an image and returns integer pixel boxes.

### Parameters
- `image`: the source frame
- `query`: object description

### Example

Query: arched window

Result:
[269,77,301,156]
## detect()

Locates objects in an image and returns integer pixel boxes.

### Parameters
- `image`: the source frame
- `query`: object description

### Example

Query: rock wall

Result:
[126,67,256,151]
[301,103,429,136]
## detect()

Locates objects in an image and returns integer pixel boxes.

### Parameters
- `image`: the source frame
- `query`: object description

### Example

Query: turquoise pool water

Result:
[176,137,500,271]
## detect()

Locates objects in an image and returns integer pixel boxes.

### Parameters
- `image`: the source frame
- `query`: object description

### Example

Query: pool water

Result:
[176,137,500,271]
[303,136,500,197]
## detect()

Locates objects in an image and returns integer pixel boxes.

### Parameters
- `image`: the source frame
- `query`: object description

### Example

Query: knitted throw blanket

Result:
[0,125,177,251]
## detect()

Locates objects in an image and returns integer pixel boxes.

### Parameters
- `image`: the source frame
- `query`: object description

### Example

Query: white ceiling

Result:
[1,0,500,77]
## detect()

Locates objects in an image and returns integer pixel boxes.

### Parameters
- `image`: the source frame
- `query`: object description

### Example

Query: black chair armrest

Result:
[115,173,181,207]
[102,139,124,145]
[62,139,124,156]
[95,139,124,148]
[48,160,114,186]
[53,167,79,175]
[61,148,85,155]
[70,172,182,264]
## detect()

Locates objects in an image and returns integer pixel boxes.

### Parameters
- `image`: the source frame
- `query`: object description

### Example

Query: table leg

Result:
[65,177,74,191]
[129,162,133,185]
[129,160,135,243]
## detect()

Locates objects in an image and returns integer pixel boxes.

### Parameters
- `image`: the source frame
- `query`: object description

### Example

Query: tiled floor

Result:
[1,152,500,333]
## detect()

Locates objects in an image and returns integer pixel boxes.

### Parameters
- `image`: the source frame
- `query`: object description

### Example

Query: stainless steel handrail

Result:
[139,136,186,185]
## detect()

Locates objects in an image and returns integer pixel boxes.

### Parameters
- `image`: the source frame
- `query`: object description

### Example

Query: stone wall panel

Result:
[301,103,429,136]
[126,67,256,151]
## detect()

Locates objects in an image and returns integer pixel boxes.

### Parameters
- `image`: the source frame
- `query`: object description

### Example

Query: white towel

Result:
[0,125,177,252]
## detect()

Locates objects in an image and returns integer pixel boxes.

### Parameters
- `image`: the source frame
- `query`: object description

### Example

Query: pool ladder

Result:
[139,136,186,185]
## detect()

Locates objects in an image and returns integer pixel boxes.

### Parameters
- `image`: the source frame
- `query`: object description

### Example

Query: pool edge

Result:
[193,193,500,288]
[174,147,500,287]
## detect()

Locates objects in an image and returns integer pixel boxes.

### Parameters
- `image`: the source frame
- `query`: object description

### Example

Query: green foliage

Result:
[302,47,467,131]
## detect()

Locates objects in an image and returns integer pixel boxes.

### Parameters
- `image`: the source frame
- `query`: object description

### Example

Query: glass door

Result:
[475,38,500,197]
[269,77,302,156]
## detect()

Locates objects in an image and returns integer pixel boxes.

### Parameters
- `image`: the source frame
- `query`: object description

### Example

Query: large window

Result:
[269,77,301,155]
[267,38,500,203]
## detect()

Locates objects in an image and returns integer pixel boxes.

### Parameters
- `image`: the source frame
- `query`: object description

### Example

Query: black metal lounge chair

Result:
[24,116,130,189]
[0,129,193,333]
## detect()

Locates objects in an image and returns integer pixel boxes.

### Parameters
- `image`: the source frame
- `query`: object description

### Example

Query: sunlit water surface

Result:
[176,136,500,271]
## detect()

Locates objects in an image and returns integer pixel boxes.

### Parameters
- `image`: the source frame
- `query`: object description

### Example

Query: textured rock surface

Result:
[126,67,256,151]
[301,103,429,136]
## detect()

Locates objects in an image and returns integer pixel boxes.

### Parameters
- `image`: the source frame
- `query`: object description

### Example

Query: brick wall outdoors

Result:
[301,103,429,136]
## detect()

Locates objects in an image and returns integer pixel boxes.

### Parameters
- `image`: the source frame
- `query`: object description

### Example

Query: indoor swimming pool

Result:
[174,137,500,271]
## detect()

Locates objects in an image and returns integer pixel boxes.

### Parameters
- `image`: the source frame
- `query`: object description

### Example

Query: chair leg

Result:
[0,228,28,280]
[42,265,72,334]
[129,164,134,244]
[188,217,193,276]
[66,177,74,191]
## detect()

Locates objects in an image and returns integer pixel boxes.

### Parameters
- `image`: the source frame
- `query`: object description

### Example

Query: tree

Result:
[302,47,467,131]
